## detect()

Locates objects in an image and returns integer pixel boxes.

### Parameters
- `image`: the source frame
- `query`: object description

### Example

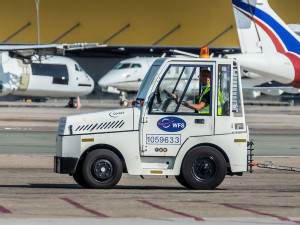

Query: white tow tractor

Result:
[55,53,249,189]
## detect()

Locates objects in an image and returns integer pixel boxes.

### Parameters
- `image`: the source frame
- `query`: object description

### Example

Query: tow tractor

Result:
[55,48,249,189]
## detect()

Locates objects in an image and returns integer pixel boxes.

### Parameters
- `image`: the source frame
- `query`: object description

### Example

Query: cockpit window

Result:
[131,64,141,68]
[114,63,131,69]
[75,64,83,71]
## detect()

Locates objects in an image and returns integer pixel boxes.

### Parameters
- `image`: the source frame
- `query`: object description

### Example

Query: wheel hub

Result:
[92,159,113,181]
[192,157,216,181]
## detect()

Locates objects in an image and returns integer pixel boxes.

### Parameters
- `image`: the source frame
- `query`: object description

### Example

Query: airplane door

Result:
[141,62,216,156]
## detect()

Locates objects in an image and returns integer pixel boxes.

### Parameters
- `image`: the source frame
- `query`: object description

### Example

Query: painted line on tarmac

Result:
[0,205,12,214]
[220,203,293,222]
[138,200,204,221]
[60,198,109,218]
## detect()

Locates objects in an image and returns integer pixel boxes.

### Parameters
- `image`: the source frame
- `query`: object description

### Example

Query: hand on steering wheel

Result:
[162,90,179,102]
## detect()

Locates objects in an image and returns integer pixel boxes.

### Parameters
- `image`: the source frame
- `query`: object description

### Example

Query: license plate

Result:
[146,134,181,145]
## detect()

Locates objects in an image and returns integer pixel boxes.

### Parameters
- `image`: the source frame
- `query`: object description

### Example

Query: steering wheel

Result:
[162,89,175,100]
[157,89,175,112]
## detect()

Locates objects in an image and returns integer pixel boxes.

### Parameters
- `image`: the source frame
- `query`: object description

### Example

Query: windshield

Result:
[114,63,131,69]
[136,65,160,100]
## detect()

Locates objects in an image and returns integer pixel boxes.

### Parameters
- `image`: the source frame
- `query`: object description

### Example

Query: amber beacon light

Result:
[200,46,210,58]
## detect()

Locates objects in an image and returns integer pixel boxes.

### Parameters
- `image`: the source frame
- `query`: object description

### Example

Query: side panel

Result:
[59,131,142,175]
[173,133,248,174]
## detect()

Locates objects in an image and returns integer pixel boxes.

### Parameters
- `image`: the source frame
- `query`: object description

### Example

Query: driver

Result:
[172,70,212,114]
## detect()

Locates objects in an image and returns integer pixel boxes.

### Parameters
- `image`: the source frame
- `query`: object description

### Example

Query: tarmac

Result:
[0,100,299,224]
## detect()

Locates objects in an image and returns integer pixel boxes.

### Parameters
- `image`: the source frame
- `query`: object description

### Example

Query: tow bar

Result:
[249,161,300,172]
[247,140,300,172]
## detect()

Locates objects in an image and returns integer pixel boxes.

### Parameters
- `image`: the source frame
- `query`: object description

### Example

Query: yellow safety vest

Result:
[198,85,224,115]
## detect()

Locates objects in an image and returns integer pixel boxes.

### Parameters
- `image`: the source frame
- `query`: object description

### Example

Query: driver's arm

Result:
[172,93,206,111]
[183,101,206,111]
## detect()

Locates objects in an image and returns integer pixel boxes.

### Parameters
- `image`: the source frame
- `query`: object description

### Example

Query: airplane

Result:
[229,0,300,89]
[0,43,100,107]
[98,57,157,105]
[99,54,300,105]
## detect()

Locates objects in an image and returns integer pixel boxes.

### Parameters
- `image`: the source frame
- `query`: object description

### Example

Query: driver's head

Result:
[199,70,211,86]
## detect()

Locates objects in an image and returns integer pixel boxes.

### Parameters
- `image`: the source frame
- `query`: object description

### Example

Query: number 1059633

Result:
[146,134,181,145]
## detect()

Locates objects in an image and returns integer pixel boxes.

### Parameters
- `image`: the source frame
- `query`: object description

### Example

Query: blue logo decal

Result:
[157,117,186,132]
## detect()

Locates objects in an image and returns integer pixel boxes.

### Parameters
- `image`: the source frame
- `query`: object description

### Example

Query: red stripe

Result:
[220,203,291,222]
[285,53,300,88]
[157,120,175,126]
[0,205,12,214]
[60,198,109,218]
[138,200,204,221]
[235,7,285,53]
[235,7,300,88]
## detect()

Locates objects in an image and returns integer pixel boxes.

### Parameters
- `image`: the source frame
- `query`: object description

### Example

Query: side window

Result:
[177,67,213,115]
[217,65,231,116]
[232,66,243,117]
[31,63,69,85]
[177,67,201,113]
[150,65,194,113]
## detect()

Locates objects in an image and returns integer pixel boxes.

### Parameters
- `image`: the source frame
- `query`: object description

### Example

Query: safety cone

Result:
[76,97,81,109]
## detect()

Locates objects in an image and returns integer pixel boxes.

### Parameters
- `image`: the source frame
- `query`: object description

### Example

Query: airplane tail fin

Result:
[232,0,300,55]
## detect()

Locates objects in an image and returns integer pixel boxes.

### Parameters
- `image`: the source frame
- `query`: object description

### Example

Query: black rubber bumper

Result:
[54,156,78,174]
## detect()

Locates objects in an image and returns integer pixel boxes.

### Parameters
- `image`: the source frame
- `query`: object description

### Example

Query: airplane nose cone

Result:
[0,82,13,96]
[98,73,113,89]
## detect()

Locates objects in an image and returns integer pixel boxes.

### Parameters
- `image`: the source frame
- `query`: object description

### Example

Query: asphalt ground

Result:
[0,156,299,225]
[0,101,299,224]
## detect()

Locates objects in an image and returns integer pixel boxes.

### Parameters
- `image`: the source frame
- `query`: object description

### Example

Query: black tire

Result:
[73,164,90,188]
[181,146,227,190]
[82,149,122,189]
[175,173,192,189]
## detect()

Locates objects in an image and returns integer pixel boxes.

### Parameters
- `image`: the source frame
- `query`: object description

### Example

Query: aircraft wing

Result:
[243,86,297,91]
[0,43,106,58]
[243,86,300,96]
[65,44,241,58]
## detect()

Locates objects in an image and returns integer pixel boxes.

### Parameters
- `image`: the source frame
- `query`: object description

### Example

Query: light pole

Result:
[35,0,40,44]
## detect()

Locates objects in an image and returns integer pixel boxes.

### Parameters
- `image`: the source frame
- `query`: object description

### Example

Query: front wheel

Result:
[181,146,227,190]
[82,149,123,189]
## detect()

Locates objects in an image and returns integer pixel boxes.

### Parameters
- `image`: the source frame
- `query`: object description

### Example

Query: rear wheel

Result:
[175,173,192,189]
[82,149,123,189]
[181,146,227,190]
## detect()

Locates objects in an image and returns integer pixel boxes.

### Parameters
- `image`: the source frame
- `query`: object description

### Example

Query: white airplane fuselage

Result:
[0,52,94,98]
[98,57,157,94]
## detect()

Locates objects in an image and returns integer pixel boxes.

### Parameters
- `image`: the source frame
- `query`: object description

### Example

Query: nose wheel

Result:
[67,97,78,108]
[120,91,129,106]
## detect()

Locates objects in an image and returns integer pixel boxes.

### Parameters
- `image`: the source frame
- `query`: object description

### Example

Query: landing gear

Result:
[67,97,78,108]
[120,91,129,107]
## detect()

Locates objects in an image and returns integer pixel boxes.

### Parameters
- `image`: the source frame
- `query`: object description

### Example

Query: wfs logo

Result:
[157,117,186,132]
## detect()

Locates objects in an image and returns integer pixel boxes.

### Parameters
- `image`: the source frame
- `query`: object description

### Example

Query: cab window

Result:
[217,65,231,116]
[150,65,212,115]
